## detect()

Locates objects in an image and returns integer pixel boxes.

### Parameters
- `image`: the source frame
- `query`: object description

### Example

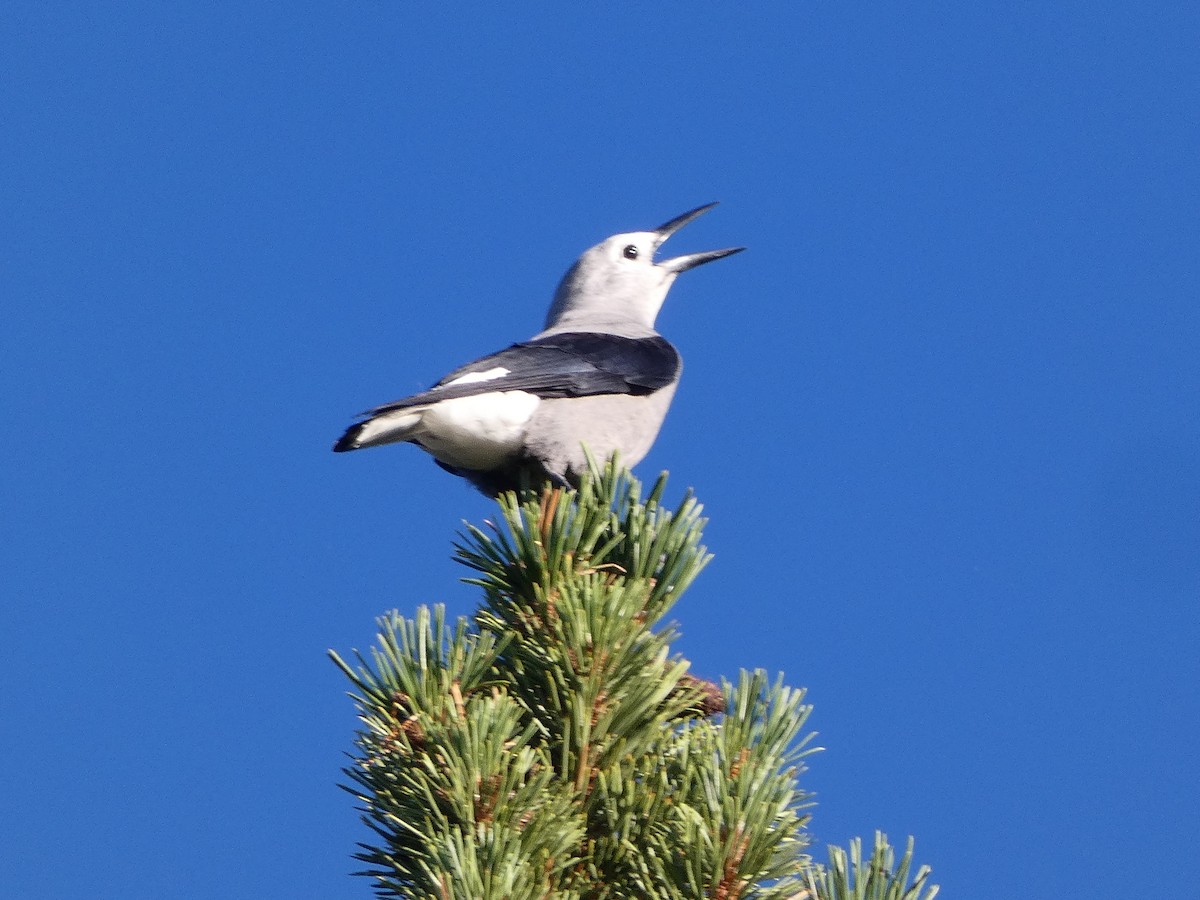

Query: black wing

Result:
[358,332,681,417]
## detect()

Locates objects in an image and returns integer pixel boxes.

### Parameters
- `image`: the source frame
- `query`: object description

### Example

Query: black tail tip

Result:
[332,427,361,453]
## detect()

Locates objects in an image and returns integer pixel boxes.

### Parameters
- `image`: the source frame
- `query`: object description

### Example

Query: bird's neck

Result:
[539,315,659,339]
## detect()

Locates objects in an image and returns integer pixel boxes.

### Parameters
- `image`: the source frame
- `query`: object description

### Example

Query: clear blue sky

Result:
[3,3,1197,897]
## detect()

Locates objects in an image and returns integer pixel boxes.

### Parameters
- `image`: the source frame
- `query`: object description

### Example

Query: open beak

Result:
[654,202,746,273]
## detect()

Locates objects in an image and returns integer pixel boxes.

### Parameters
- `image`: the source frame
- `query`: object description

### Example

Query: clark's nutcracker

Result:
[333,203,743,495]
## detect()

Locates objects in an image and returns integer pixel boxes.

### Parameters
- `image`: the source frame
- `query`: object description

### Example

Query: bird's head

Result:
[544,203,744,334]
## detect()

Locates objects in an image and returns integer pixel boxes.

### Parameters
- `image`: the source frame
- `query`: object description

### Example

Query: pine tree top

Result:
[331,459,936,900]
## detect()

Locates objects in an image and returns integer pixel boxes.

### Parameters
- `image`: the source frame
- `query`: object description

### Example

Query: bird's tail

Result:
[332,408,424,452]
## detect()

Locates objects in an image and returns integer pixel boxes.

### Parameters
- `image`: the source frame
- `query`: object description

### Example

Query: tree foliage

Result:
[332,460,936,899]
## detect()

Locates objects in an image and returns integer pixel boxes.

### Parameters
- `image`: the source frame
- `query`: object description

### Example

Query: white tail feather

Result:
[350,409,425,449]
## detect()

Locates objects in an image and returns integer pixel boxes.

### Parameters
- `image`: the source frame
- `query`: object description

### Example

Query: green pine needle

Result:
[331,459,936,899]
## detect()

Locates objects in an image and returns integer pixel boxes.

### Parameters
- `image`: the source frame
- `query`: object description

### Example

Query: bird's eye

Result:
[622,244,639,260]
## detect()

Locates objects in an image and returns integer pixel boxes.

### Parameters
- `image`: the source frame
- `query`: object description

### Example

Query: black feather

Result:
[357,332,681,419]
[332,422,366,452]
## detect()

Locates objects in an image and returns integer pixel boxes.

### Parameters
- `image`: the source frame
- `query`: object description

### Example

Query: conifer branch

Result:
[332,459,936,898]
[804,833,938,900]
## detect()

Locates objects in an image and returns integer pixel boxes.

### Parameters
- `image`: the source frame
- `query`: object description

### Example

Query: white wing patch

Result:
[443,367,510,386]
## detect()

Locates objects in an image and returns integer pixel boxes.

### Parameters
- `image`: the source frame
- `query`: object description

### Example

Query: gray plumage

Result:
[333,203,743,495]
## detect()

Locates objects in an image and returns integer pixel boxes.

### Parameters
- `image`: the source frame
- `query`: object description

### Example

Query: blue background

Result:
[3,3,1197,897]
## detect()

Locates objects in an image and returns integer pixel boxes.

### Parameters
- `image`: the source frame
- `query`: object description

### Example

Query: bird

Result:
[333,202,744,495]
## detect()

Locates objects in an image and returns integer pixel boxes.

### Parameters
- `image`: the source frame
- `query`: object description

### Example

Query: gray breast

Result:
[522,384,679,480]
